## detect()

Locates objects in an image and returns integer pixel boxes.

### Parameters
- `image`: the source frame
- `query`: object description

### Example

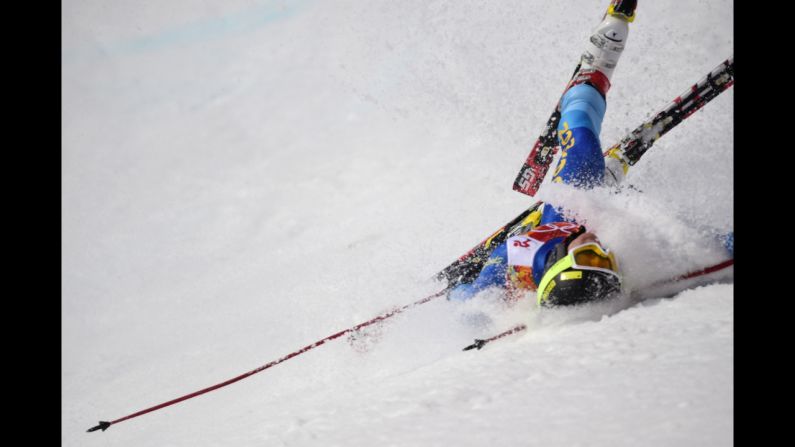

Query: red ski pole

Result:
[461,258,735,351]
[644,258,734,289]
[462,324,527,351]
[87,288,448,433]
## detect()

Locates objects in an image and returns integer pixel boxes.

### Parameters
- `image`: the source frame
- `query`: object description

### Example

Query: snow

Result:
[62,0,733,445]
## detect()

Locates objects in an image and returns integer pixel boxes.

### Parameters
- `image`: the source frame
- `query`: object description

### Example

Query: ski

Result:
[436,200,543,288]
[513,55,734,197]
[604,56,734,167]
[509,67,581,197]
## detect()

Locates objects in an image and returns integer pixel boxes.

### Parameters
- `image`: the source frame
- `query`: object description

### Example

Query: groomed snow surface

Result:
[62,1,733,445]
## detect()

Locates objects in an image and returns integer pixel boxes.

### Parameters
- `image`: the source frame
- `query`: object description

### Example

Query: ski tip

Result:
[512,180,538,197]
[87,421,112,433]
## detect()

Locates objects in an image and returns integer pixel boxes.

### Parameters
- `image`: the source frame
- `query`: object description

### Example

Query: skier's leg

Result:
[550,83,607,189]
[539,84,605,226]
[550,1,635,189]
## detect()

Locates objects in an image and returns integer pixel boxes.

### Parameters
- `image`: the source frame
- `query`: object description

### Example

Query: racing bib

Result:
[505,221,583,289]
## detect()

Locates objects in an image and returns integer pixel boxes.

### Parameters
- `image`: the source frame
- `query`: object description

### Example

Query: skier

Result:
[448,0,638,307]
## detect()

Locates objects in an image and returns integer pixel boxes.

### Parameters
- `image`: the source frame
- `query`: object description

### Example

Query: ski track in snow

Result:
[63,1,733,445]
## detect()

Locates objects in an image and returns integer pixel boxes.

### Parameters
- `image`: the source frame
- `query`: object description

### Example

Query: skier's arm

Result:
[447,243,509,301]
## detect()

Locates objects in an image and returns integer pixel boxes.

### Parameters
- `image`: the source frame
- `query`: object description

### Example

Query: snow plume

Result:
[536,182,731,293]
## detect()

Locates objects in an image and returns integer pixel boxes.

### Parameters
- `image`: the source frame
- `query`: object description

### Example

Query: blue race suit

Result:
[448,83,607,302]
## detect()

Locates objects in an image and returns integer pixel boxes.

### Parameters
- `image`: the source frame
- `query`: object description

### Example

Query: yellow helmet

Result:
[536,242,621,307]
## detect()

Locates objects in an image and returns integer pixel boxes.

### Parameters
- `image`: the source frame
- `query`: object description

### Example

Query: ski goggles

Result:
[549,241,618,275]
[566,242,619,274]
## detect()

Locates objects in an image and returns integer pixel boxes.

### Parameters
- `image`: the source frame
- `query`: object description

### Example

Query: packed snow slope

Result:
[62,1,733,446]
